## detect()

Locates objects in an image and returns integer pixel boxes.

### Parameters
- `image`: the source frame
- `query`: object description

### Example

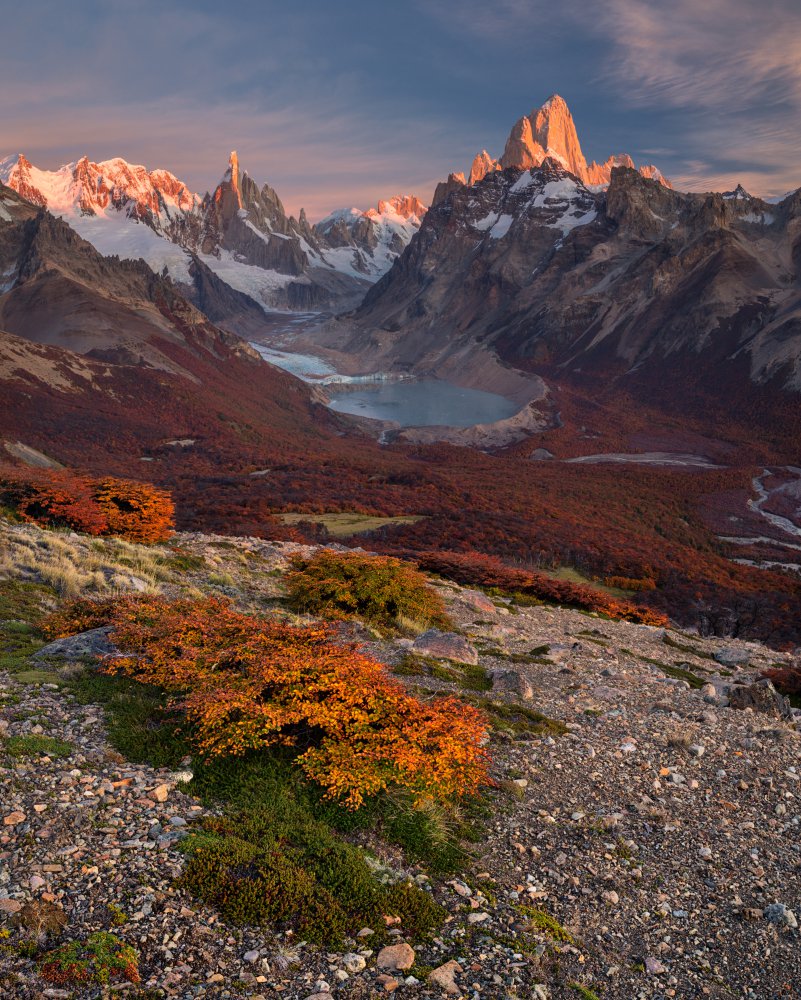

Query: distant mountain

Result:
[322,156,801,407]
[314,195,427,278]
[0,177,336,488]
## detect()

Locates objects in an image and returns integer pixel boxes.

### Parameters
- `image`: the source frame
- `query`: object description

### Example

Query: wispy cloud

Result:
[583,0,801,193]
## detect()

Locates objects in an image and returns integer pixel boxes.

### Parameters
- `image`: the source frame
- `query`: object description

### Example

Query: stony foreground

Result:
[1,529,799,999]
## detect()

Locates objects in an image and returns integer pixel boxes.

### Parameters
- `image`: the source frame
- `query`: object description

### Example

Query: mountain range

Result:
[0,150,426,332]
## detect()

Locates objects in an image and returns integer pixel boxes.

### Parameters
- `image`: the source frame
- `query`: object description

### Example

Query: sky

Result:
[3,0,801,219]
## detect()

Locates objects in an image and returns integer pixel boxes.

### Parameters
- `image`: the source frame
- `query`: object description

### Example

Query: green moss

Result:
[0,580,56,624]
[518,905,576,944]
[3,734,73,759]
[68,672,190,770]
[11,669,62,685]
[467,698,568,738]
[178,808,445,945]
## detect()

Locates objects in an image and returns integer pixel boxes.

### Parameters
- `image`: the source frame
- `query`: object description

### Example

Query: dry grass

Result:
[0,521,170,599]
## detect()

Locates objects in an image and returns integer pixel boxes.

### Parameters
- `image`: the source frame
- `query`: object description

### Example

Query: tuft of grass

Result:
[12,669,62,685]
[3,734,72,759]
[662,633,714,660]
[622,648,705,689]
[570,985,601,999]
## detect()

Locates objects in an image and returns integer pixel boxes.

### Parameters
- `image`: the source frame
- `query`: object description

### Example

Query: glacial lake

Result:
[252,343,519,427]
[326,380,519,428]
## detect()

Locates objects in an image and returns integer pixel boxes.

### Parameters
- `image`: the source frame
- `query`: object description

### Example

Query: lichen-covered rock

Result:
[34,627,117,662]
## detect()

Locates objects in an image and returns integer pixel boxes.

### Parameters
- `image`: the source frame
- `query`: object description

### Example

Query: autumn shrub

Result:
[39,932,140,987]
[93,477,174,543]
[415,549,668,626]
[285,550,450,630]
[603,575,657,592]
[46,595,489,808]
[0,465,174,543]
[0,466,107,536]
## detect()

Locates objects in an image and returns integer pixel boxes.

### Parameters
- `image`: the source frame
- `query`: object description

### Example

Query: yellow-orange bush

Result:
[93,477,175,544]
[46,595,490,808]
[285,550,449,628]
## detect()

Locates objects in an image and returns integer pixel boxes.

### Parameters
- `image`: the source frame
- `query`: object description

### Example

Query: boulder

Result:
[459,589,497,614]
[376,942,415,971]
[411,629,478,666]
[34,627,117,662]
[491,669,533,699]
[427,960,462,995]
[714,646,751,668]
[728,679,792,720]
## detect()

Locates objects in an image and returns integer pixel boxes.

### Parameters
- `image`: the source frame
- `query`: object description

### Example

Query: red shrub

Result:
[0,465,174,543]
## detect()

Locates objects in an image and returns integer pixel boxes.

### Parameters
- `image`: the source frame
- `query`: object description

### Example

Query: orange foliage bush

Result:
[0,466,108,535]
[0,465,174,543]
[761,663,801,697]
[46,596,490,808]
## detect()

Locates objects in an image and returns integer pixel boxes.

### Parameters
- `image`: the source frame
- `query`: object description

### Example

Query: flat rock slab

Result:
[34,627,117,662]
[411,629,478,665]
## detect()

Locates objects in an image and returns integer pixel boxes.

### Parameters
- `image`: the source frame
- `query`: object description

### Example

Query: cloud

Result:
[593,0,801,110]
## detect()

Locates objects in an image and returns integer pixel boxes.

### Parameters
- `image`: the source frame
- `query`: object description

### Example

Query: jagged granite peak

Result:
[468,150,501,186]
[432,172,466,207]
[314,195,427,278]
[493,95,671,188]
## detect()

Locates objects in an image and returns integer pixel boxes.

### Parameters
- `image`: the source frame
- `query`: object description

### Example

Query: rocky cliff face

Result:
[0,186,255,375]
[334,161,801,397]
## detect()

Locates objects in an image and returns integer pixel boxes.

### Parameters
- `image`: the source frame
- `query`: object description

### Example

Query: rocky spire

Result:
[468,150,500,186]
[497,95,671,188]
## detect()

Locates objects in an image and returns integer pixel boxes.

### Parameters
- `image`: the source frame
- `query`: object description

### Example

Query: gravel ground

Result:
[1,529,799,999]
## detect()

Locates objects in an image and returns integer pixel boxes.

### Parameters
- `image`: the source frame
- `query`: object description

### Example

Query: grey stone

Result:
[714,646,751,667]
[491,668,533,699]
[765,903,798,928]
[34,627,117,663]
[411,629,478,665]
